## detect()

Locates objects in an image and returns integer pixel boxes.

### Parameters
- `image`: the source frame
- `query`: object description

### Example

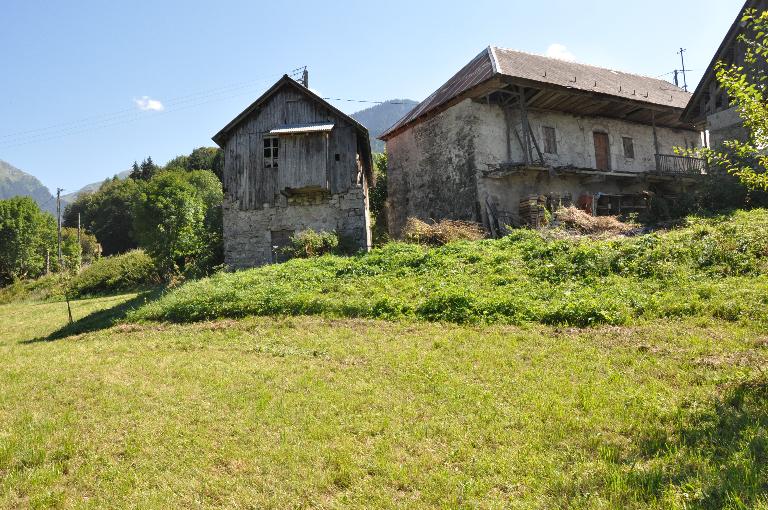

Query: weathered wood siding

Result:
[279,133,328,191]
[221,87,360,210]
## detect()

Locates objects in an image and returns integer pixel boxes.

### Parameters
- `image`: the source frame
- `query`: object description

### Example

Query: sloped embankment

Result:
[131,210,768,327]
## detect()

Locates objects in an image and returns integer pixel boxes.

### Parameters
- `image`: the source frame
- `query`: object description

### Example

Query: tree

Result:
[0,197,56,284]
[133,169,223,276]
[129,161,141,180]
[63,178,144,256]
[689,9,768,189]
[140,157,158,181]
[369,152,388,243]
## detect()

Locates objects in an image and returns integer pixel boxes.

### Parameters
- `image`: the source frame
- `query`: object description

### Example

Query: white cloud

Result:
[133,96,165,112]
[545,43,576,62]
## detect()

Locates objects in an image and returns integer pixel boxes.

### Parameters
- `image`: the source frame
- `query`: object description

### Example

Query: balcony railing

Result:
[654,154,707,176]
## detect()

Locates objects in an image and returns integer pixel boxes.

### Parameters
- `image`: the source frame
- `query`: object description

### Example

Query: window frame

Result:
[621,136,635,159]
[263,136,279,169]
[542,126,557,154]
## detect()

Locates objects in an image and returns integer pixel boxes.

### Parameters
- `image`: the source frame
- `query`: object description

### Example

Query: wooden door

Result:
[593,132,611,171]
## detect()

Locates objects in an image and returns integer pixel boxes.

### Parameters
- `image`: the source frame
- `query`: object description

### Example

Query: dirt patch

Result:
[696,351,768,369]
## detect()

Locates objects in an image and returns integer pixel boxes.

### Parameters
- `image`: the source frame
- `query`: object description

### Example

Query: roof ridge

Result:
[490,45,687,91]
[487,45,500,74]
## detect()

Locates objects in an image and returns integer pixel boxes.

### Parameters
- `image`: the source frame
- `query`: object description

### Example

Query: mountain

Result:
[0,159,57,214]
[351,99,418,153]
[61,169,131,204]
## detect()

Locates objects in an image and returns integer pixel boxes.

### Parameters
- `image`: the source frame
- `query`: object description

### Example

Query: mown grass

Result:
[0,296,766,508]
[133,209,768,326]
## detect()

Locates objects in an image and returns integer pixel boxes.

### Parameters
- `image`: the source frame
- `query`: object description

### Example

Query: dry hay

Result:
[554,206,636,236]
[403,218,488,246]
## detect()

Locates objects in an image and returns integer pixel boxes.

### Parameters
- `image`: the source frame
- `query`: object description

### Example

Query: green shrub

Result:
[285,230,340,259]
[69,250,160,297]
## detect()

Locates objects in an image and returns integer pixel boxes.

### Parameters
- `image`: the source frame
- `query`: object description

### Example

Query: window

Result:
[542,126,557,154]
[622,137,635,159]
[264,136,279,168]
[335,153,341,162]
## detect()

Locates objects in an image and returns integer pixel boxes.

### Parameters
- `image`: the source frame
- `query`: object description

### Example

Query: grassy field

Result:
[1,295,766,508]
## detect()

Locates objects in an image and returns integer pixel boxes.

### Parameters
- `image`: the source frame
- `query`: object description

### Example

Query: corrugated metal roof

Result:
[381,46,692,140]
[269,123,335,135]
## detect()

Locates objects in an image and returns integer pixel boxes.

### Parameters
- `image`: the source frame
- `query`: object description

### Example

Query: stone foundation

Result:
[223,187,370,269]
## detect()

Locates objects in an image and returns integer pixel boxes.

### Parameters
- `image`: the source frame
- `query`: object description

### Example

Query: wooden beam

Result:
[527,123,545,165]
[517,86,532,164]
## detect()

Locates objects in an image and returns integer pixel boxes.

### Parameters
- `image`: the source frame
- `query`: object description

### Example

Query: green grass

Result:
[133,209,768,326]
[0,296,766,508]
[0,250,159,305]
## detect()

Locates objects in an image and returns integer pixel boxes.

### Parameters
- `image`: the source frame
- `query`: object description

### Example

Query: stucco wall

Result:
[386,98,702,235]
[223,187,370,269]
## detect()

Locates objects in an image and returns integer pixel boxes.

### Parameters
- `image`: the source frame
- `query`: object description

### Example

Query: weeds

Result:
[133,209,768,327]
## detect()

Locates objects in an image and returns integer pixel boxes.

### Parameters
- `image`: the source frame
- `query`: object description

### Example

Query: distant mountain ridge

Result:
[0,159,57,214]
[61,170,131,204]
[351,99,418,153]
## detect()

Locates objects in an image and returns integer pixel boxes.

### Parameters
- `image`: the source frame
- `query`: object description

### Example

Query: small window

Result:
[622,137,635,159]
[335,153,341,162]
[543,126,557,154]
[263,136,279,168]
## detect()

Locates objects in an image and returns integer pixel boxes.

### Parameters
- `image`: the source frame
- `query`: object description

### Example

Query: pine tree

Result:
[129,161,141,180]
[140,157,157,181]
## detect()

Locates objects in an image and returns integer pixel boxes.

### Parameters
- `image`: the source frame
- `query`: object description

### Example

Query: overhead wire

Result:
[0,67,409,149]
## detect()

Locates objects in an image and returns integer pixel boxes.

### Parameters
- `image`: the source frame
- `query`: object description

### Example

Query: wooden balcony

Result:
[654,154,707,176]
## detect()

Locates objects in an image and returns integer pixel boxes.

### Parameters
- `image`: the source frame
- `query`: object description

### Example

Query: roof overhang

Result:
[681,0,761,124]
[269,123,335,135]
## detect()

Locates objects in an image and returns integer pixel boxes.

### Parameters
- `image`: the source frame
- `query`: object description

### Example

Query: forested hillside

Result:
[351,99,418,152]
[0,159,56,213]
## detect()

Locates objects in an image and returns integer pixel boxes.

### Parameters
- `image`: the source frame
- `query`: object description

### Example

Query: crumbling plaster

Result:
[386,98,702,234]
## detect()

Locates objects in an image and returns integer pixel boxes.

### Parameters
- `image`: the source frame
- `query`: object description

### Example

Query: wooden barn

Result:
[212,75,373,268]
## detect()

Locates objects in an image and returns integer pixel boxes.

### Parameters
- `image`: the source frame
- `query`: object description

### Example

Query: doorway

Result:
[593,132,611,171]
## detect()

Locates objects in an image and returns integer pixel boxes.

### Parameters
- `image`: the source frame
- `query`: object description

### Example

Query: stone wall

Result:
[223,186,370,269]
[707,107,749,148]
[386,100,482,237]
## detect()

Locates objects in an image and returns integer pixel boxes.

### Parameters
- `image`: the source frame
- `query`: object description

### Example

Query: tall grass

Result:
[132,209,768,326]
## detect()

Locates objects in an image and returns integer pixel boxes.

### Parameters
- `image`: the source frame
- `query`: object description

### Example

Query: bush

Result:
[285,230,340,259]
[403,218,487,246]
[69,250,160,297]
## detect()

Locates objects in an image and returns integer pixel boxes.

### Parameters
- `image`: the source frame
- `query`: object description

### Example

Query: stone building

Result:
[213,75,373,268]
[380,47,705,236]
[681,0,768,148]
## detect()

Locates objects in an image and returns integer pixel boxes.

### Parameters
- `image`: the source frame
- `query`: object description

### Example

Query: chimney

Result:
[302,68,309,88]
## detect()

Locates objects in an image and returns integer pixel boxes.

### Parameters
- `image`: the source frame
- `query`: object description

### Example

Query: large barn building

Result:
[380,47,706,236]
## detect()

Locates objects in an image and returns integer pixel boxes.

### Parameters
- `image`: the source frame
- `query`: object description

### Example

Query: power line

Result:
[0,69,407,149]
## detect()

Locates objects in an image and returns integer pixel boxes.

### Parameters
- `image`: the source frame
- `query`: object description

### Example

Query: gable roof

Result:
[380,46,692,140]
[212,75,370,146]
[681,0,767,124]
[212,75,373,184]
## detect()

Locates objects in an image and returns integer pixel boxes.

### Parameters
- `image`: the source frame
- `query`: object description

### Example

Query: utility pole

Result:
[302,67,309,88]
[678,48,689,92]
[56,188,63,266]
[56,187,73,324]
[77,212,81,244]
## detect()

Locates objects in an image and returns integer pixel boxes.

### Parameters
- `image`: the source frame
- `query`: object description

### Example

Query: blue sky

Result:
[0,0,742,192]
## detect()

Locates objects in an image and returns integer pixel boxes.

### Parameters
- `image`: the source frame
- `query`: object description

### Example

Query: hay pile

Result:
[554,206,636,235]
[403,218,488,246]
